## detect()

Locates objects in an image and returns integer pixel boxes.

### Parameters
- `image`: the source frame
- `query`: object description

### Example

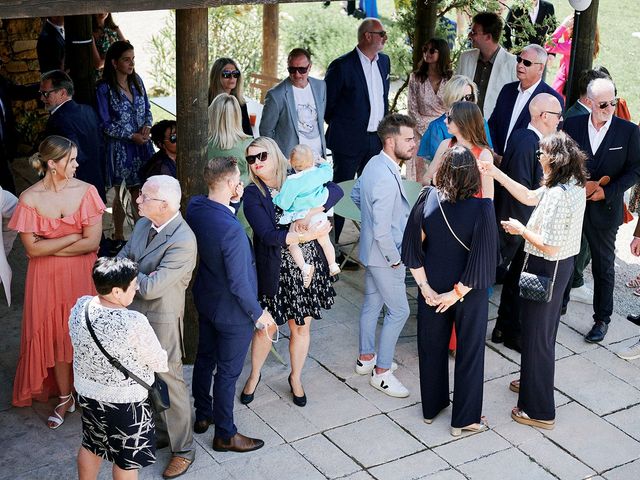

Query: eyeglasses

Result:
[246,151,268,165]
[542,111,563,118]
[367,30,387,38]
[39,88,61,99]
[469,30,484,37]
[166,133,177,144]
[423,47,438,54]
[535,150,547,161]
[140,193,166,203]
[516,56,544,68]
[592,98,618,109]
[221,70,241,79]
[461,93,475,102]
[287,65,310,75]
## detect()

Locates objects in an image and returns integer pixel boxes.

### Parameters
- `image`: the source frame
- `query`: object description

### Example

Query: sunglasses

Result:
[246,151,268,165]
[166,133,177,144]
[469,30,483,37]
[461,93,475,102]
[542,111,562,118]
[423,47,438,54]
[287,65,310,75]
[516,56,544,68]
[593,98,618,109]
[367,30,387,37]
[221,70,241,79]
[535,150,548,161]
[39,88,61,99]
[445,113,453,122]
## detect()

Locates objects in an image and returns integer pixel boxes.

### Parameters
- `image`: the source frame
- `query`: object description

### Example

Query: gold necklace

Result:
[43,176,70,193]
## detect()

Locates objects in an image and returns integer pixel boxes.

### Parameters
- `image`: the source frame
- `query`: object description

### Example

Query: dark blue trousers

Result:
[192,315,253,439]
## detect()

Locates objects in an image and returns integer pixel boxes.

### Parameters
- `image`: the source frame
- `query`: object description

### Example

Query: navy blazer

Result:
[45,100,106,201]
[564,114,640,229]
[324,48,390,155]
[244,179,344,297]
[37,21,65,73]
[488,80,564,156]
[186,195,262,324]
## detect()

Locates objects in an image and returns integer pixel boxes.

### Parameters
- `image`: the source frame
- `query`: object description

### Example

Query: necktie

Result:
[146,227,157,247]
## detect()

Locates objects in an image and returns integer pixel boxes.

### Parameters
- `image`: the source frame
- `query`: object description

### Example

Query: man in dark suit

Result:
[325,17,390,243]
[488,44,564,157]
[504,0,556,51]
[564,67,610,120]
[186,157,273,452]
[492,93,562,351]
[564,78,640,343]
[40,70,106,201]
[37,17,65,73]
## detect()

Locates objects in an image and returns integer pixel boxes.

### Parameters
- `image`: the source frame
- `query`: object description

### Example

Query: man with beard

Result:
[350,113,416,398]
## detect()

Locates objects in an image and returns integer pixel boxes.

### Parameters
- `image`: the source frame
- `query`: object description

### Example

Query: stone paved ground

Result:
[2,166,640,479]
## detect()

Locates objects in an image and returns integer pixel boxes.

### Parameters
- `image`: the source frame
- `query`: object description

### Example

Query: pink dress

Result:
[8,186,105,407]
[545,24,571,99]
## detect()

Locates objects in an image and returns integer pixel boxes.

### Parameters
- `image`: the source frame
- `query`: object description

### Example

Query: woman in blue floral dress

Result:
[96,41,153,241]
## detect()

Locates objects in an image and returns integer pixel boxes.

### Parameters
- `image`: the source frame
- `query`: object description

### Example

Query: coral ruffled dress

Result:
[8,186,105,407]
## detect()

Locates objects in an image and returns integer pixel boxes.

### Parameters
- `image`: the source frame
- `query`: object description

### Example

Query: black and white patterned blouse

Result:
[69,296,168,403]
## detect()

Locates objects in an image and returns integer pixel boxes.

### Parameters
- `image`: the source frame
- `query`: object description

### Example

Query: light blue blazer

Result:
[351,152,410,267]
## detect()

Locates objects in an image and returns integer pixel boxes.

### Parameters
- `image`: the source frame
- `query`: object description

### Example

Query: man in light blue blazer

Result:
[351,113,416,398]
[259,48,326,159]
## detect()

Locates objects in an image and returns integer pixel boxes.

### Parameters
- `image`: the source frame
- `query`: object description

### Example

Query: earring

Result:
[51,169,57,176]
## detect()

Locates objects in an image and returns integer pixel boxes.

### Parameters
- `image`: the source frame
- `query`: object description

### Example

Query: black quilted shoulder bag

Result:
[518,252,559,303]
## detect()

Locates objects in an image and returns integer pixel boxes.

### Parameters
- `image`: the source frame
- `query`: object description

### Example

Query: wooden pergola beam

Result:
[0,0,311,20]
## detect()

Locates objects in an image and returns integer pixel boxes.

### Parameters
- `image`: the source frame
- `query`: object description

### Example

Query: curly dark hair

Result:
[414,38,453,83]
[539,131,588,188]
[435,145,482,202]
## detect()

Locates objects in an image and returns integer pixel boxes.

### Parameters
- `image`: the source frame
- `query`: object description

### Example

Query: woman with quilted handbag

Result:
[68,257,168,479]
[479,131,587,430]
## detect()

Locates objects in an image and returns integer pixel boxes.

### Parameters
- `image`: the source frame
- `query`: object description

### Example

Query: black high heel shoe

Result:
[240,374,261,405]
[288,375,307,407]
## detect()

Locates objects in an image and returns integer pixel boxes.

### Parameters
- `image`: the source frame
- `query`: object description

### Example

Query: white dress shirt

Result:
[356,47,385,133]
[529,0,540,24]
[527,123,544,140]
[587,114,613,154]
[506,79,541,147]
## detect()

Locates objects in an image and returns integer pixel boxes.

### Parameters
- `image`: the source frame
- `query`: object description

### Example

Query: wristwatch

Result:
[298,233,305,244]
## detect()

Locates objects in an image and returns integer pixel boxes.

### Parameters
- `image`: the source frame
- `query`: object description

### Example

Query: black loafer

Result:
[627,314,640,326]
[240,374,261,405]
[504,336,522,353]
[194,418,213,434]
[491,327,504,344]
[288,375,307,407]
[585,321,608,343]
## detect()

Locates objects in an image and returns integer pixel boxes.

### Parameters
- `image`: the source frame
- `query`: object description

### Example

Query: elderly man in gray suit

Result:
[118,175,197,480]
[259,48,326,159]
[351,113,416,398]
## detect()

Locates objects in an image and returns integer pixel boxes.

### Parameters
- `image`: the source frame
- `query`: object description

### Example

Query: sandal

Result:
[511,407,555,430]
[302,264,315,288]
[451,416,489,437]
[634,286,640,297]
[626,275,640,288]
[509,379,520,393]
[47,393,76,430]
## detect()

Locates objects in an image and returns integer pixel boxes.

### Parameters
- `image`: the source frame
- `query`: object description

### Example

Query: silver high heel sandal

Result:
[47,393,76,430]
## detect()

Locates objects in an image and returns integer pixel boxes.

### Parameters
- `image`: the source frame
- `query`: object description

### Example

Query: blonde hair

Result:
[247,137,288,196]
[442,75,479,109]
[30,135,77,175]
[289,144,315,172]
[208,93,250,150]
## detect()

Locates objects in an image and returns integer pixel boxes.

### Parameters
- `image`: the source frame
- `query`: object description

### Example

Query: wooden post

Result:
[176,7,208,362]
[262,4,279,77]
[64,15,95,106]
[566,0,599,108]
[413,0,440,69]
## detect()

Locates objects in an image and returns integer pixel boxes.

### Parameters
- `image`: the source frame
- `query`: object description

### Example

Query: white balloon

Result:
[569,0,593,12]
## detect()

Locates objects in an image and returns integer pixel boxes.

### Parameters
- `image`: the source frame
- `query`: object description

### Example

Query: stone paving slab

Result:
[292,434,361,479]
[367,450,450,480]
[603,458,640,480]
[457,447,556,479]
[604,403,640,441]
[433,430,512,467]
[518,434,597,480]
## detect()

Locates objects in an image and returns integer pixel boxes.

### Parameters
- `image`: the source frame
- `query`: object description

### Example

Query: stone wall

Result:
[0,17,48,155]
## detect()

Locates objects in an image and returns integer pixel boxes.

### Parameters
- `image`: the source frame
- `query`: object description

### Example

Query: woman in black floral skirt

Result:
[241,137,343,407]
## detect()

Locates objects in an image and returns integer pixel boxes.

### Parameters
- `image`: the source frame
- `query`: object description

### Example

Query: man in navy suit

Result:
[564,78,640,343]
[488,44,564,157]
[37,17,65,73]
[325,17,390,243]
[186,156,275,452]
[40,70,106,201]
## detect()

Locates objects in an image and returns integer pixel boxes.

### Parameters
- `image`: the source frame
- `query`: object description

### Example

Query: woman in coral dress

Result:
[9,135,105,429]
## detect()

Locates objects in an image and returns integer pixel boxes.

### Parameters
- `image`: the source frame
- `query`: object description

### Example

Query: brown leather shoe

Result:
[162,456,193,479]
[194,418,213,434]
[212,432,265,453]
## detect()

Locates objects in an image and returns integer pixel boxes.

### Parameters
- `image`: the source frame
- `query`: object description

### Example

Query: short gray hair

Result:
[522,44,548,64]
[145,175,181,212]
[358,18,380,43]
[587,77,615,99]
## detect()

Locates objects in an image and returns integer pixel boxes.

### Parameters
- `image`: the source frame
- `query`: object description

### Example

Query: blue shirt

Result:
[418,114,494,161]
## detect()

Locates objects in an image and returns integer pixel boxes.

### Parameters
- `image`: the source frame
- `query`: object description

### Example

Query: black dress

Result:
[259,189,335,326]
[402,188,498,428]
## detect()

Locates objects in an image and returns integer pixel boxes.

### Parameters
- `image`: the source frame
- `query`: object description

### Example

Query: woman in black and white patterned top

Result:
[68,257,167,478]
[480,131,587,431]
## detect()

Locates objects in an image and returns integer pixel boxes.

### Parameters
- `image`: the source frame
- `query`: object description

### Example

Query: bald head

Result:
[530,93,562,135]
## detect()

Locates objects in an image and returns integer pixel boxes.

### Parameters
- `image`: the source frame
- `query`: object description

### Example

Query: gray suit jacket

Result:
[351,152,410,267]
[259,77,326,158]
[118,214,197,363]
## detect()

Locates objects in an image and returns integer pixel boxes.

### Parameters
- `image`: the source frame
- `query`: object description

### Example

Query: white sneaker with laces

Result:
[355,355,398,375]
[617,340,640,360]
[369,370,409,398]
[571,285,594,305]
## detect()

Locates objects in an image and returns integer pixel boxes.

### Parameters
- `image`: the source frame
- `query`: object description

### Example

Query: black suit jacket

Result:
[37,21,65,73]
[504,1,556,50]
[324,48,390,155]
[45,100,106,201]
[564,114,640,229]
[488,80,564,156]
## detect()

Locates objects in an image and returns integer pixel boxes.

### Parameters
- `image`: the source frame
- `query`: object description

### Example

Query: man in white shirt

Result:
[259,48,326,159]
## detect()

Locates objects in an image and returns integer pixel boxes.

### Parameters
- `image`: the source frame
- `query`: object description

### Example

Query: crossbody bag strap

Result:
[436,192,470,251]
[521,252,560,283]
[83,299,152,391]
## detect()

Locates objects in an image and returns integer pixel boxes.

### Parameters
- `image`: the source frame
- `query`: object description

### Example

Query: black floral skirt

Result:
[260,240,336,326]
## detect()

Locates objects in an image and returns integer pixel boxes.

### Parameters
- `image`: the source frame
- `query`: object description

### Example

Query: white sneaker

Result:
[617,340,640,360]
[369,370,410,398]
[355,355,397,375]
[571,285,594,305]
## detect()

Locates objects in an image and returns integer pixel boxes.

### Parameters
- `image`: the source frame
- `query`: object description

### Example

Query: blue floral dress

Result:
[96,76,154,188]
